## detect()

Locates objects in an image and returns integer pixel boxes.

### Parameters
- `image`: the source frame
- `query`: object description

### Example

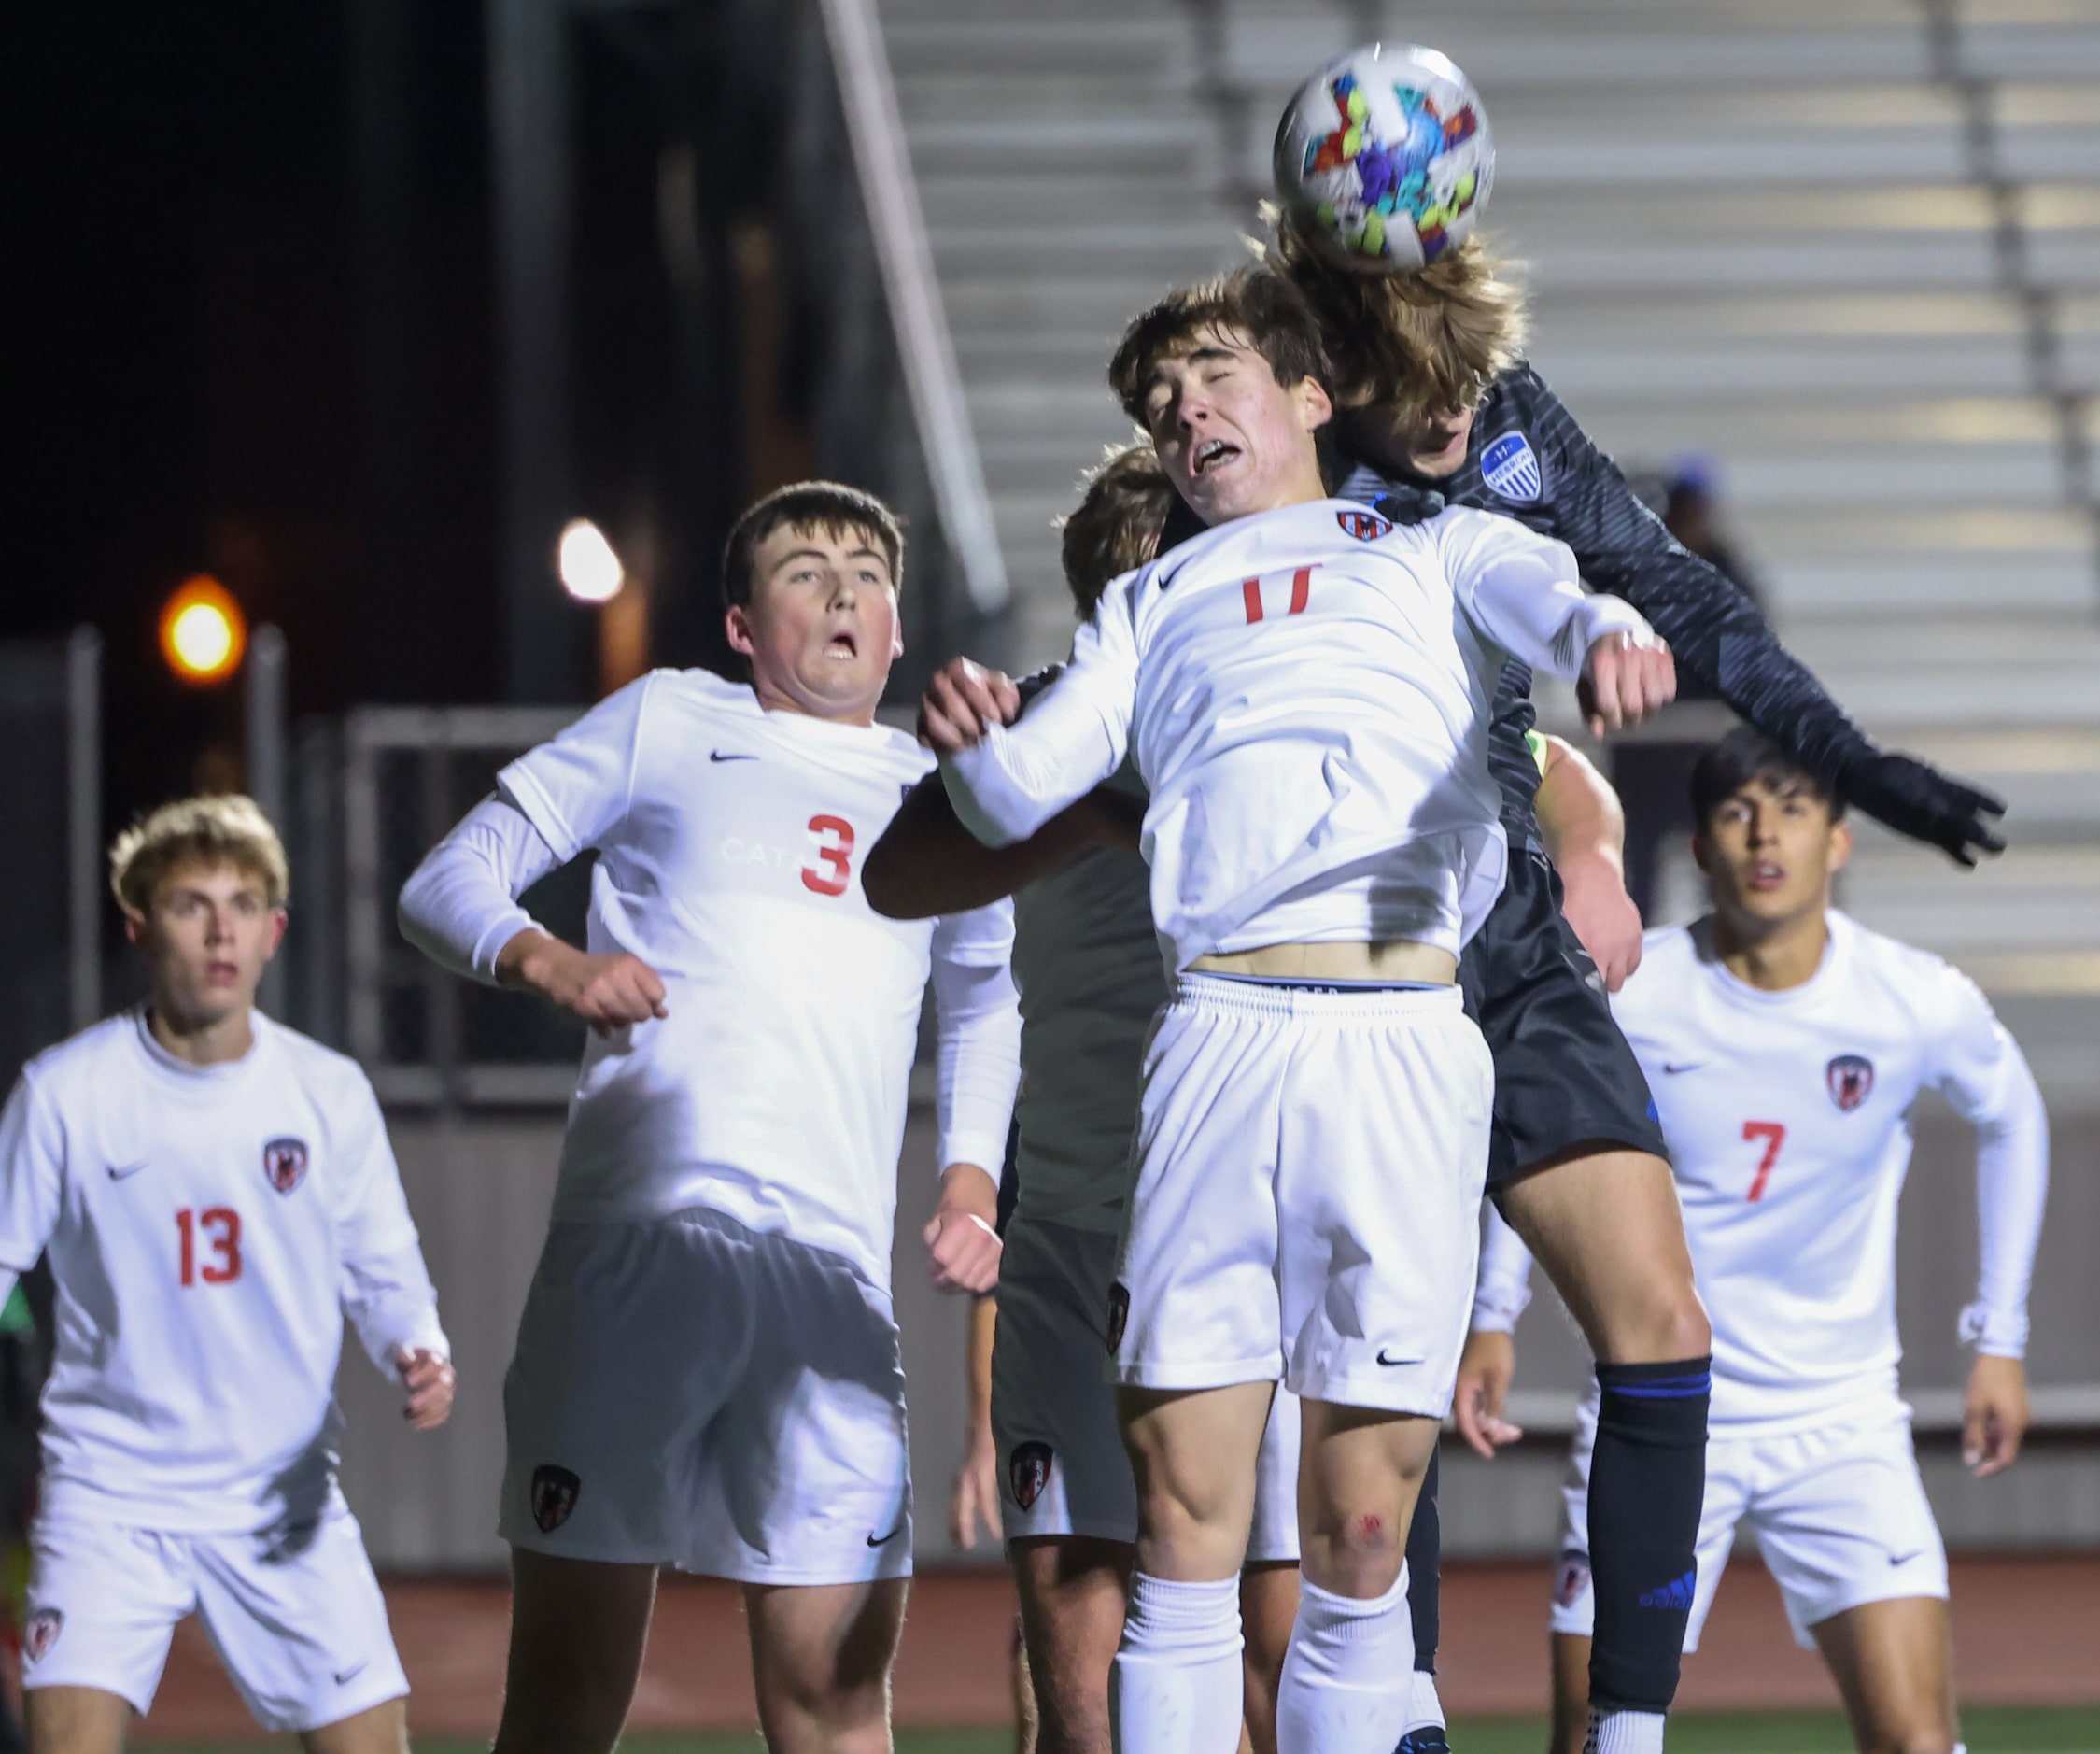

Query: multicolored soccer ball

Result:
[1273,43,1495,272]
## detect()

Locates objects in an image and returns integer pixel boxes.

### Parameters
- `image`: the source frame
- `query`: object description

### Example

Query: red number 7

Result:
[1741,1121,1785,1202]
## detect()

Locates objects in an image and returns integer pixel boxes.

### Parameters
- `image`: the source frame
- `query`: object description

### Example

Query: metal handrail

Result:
[818,0,1010,615]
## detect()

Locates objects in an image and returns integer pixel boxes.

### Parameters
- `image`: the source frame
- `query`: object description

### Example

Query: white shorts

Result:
[1112,977,1492,1414]
[1550,1393,1948,1650]
[993,1213,1300,1561]
[501,1209,912,1586]
[21,1505,406,1733]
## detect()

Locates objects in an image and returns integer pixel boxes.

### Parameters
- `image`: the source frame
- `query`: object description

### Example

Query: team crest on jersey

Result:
[21,1606,63,1663]
[1826,1054,1875,1111]
[1335,508,1392,543]
[530,1464,582,1533]
[263,1137,309,1194]
[1009,1440,1054,1512]
[1552,1549,1590,1609]
[1106,1281,1130,1353]
[1480,431,1543,503]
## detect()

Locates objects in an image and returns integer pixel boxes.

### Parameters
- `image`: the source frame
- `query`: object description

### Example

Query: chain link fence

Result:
[287,707,592,1108]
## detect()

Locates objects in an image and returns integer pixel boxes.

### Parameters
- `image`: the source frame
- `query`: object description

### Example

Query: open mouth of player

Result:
[1747,859,1786,892]
[824,627,861,660]
[204,959,242,985]
[1191,436,1242,480]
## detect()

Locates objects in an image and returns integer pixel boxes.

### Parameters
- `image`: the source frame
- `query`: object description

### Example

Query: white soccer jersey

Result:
[1008,759,1161,1234]
[489,668,1018,1289]
[943,499,1651,969]
[1474,912,2049,1436]
[0,1011,446,1534]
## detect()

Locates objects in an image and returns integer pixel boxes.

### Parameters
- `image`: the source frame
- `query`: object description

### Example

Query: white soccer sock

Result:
[1586,1706,1667,1754]
[1276,1566,1416,1754]
[1108,1572,1245,1754]
[1406,1665,1446,1731]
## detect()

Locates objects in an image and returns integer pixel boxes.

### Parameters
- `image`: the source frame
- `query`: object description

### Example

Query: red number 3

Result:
[176,1207,243,1285]
[801,814,856,897]
[1741,1121,1785,1202]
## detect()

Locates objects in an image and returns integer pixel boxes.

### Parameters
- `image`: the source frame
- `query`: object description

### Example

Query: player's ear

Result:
[262,905,289,962]
[1689,830,1713,877]
[1826,815,1853,876]
[1295,373,1333,433]
[121,909,145,948]
[724,603,755,658]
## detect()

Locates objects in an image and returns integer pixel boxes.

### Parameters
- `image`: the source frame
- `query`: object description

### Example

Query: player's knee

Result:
[1600,1273,1710,1365]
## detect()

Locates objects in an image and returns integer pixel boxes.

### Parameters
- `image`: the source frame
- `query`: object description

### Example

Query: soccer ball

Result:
[1273,43,1495,273]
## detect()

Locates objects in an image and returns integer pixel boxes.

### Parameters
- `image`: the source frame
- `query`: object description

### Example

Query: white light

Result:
[557,519,624,603]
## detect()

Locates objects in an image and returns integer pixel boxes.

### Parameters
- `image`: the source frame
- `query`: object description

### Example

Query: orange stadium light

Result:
[159,575,247,686]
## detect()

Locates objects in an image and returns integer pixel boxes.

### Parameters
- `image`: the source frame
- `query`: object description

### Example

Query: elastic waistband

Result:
[1171,970,1464,1020]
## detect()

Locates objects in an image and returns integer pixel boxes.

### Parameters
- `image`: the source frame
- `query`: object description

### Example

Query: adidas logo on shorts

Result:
[1637,1568,1696,1611]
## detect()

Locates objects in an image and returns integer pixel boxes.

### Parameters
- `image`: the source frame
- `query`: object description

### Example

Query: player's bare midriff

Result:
[1190,939,1458,984]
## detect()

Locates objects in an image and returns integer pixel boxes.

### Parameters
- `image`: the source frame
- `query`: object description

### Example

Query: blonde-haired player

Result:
[0,796,453,1754]
[1458,728,2048,1754]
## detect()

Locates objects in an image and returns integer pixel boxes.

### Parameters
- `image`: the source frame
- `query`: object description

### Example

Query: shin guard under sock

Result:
[1586,1356,1710,1714]
[1276,1567,1415,1754]
[1108,1572,1243,1754]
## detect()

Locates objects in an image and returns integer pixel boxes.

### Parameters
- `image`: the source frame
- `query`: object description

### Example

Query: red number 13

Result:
[1741,1121,1785,1202]
[176,1207,243,1285]
[801,815,856,897]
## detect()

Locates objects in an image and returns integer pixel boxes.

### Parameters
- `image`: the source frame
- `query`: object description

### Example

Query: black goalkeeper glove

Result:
[1838,751,2007,867]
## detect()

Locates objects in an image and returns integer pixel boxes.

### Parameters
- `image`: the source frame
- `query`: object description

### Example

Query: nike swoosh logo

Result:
[866,1523,905,1548]
[710,751,755,763]
[1376,1350,1424,1367]
[107,1162,148,1181]
[1154,557,1192,592]
[1661,1063,1704,1076]
[1886,1549,1926,1567]
[334,1661,368,1686]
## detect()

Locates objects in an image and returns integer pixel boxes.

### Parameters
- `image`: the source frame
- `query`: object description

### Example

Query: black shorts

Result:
[1460,848,1668,1188]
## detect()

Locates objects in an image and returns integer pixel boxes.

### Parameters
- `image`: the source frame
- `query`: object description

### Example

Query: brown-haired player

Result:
[0,797,452,1754]
[1256,119,2008,1752]
[901,269,1672,1754]
[399,481,1022,1753]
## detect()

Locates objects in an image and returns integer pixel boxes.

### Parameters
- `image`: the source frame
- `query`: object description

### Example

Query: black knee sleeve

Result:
[1406,1441,1441,1674]
[1586,1357,1709,1715]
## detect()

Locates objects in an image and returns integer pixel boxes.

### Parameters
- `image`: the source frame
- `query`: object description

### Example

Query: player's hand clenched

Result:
[399,1347,456,1430]
[919,658,1020,757]
[1579,630,1676,737]
[1452,1329,1525,1460]
[1962,1352,2030,1478]
[924,1162,1003,1294]
[500,931,669,1035]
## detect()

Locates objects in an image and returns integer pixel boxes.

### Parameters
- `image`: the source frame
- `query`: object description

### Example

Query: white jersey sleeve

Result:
[1471,1200,1536,1334]
[1924,969,2049,1357]
[397,795,562,982]
[1432,510,1653,682]
[940,584,1138,846]
[929,904,1022,1177]
[499,673,653,861]
[0,1072,63,1303]
[330,1078,449,1375]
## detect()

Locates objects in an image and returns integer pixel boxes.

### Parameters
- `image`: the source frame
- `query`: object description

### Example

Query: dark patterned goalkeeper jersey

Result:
[1337,361,1876,853]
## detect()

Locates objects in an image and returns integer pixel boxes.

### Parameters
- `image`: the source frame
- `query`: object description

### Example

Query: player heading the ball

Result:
[399,481,1022,1754]
[0,795,454,1752]
[925,268,1673,1754]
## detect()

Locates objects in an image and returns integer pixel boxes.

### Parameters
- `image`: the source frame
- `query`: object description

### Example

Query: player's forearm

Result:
[1464,545,1653,684]
[866,775,1112,920]
[345,1261,449,1376]
[1962,1042,2050,1357]
[965,1294,997,1428]
[1533,737,1626,876]
[398,796,561,982]
[932,953,1022,1176]
[1471,1203,1536,1334]
[940,686,1123,848]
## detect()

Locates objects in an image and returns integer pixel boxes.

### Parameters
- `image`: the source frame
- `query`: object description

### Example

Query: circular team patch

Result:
[530,1464,582,1533]
[1480,431,1543,502]
[1553,1549,1591,1608]
[1826,1054,1875,1111]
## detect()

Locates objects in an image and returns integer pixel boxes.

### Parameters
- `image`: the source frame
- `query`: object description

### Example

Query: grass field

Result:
[132,1709,2100,1753]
